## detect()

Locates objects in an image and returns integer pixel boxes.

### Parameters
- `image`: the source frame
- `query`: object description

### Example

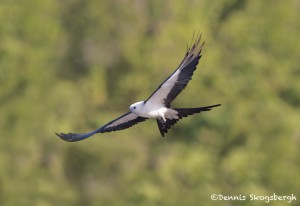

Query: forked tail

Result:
[156,104,221,137]
[174,104,221,117]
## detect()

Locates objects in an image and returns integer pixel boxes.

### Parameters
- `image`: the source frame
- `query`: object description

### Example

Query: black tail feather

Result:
[156,117,179,137]
[174,104,221,118]
[156,104,221,137]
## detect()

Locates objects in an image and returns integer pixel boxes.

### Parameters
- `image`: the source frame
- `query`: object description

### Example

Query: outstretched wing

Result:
[56,112,147,142]
[144,34,204,108]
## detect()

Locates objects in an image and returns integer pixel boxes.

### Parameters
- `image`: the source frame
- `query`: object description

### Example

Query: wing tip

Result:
[55,132,88,142]
[55,132,73,142]
[186,32,205,57]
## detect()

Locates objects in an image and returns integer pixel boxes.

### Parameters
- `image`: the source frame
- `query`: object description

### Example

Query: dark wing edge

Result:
[144,34,205,106]
[156,104,221,137]
[56,112,147,142]
[163,35,204,107]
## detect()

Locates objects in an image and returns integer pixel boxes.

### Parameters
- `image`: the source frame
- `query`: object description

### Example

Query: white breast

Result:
[138,104,179,120]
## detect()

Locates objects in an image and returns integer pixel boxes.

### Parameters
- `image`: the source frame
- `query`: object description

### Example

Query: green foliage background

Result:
[0,0,299,205]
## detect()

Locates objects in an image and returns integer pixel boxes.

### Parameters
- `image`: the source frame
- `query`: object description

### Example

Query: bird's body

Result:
[130,101,177,121]
[56,34,221,142]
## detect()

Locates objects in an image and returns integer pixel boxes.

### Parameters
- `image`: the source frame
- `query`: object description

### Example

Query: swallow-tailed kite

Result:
[56,34,221,142]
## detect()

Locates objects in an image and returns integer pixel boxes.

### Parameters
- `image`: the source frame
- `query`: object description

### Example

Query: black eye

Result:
[133,106,136,109]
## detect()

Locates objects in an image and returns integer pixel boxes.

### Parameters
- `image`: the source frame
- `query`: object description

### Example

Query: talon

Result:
[158,112,166,122]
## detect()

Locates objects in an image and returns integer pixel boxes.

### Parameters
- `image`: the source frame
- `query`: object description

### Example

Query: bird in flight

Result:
[56,34,221,142]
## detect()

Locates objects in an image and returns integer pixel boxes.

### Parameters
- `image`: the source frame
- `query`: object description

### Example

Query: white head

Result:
[129,101,144,114]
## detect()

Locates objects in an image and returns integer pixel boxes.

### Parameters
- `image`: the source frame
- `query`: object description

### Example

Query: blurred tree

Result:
[0,0,299,205]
